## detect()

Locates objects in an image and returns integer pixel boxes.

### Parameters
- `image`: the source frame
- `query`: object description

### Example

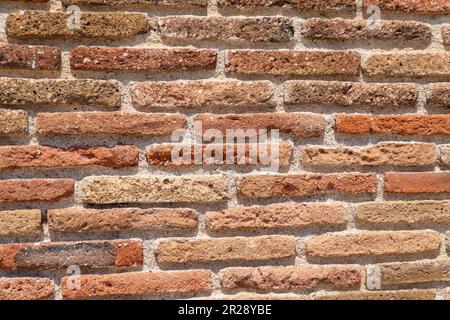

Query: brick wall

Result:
[0,0,449,300]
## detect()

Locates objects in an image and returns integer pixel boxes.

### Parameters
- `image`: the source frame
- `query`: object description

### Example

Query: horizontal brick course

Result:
[48,208,198,234]
[61,270,212,299]
[384,172,450,194]
[427,83,450,108]
[0,44,61,71]
[62,0,208,6]
[0,210,41,238]
[0,78,121,108]
[0,179,74,203]
[237,173,377,199]
[0,277,54,300]
[284,81,418,109]
[218,0,357,12]
[36,112,187,136]
[227,50,360,77]
[132,80,275,110]
[70,47,217,72]
[0,240,142,270]
[156,236,295,264]
[364,0,450,15]
[159,16,293,43]
[316,290,436,300]
[301,143,437,167]
[0,109,28,136]
[6,11,150,40]
[335,114,450,136]
[0,145,138,170]
[205,202,347,232]
[82,175,229,204]
[305,231,441,260]
[220,265,362,291]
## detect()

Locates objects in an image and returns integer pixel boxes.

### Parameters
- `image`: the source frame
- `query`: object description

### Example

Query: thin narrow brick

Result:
[443,25,450,45]
[82,175,229,204]
[159,16,293,43]
[0,210,41,237]
[384,172,450,194]
[302,19,431,42]
[218,0,357,12]
[0,240,142,270]
[156,236,295,264]
[0,145,138,170]
[220,265,362,291]
[301,143,437,167]
[206,202,347,232]
[227,50,360,77]
[132,80,275,110]
[379,260,450,286]
[305,231,441,260]
[0,44,61,70]
[237,173,377,199]
[194,113,325,139]
[335,114,450,136]
[62,0,208,7]
[6,11,150,40]
[0,78,121,108]
[36,112,187,136]
[284,81,418,109]
[0,109,28,136]
[364,0,450,15]
[48,208,198,233]
[146,143,292,168]
[61,270,212,299]
[363,53,450,79]
[0,278,54,300]
[356,200,450,228]
[317,290,436,300]
[70,47,217,72]
[0,179,74,203]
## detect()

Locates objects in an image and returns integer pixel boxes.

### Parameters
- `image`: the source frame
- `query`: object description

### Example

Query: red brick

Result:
[206,202,347,232]
[0,240,142,270]
[0,145,138,170]
[70,47,217,72]
[194,113,325,139]
[132,80,275,111]
[237,173,377,199]
[379,260,450,286]
[384,172,450,194]
[0,277,54,300]
[220,265,362,291]
[335,114,450,136]
[0,44,61,71]
[364,0,450,15]
[0,179,74,203]
[61,270,212,299]
[227,50,360,77]
[218,0,357,12]
[48,207,198,233]
[36,112,187,136]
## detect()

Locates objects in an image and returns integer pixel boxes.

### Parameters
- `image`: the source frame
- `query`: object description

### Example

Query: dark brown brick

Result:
[0,44,61,70]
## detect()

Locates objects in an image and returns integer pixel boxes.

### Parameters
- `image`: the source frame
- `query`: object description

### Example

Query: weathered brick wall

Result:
[0,0,449,300]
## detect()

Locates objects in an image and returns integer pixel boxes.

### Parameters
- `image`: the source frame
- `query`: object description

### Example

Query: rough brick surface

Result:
[384,172,450,194]
[132,80,275,110]
[364,0,450,15]
[70,47,217,72]
[0,210,41,237]
[227,50,360,77]
[0,240,142,270]
[443,26,450,45]
[61,270,212,299]
[159,16,293,43]
[36,112,187,136]
[305,231,441,260]
[0,78,121,108]
[220,265,361,291]
[0,44,61,71]
[0,179,74,203]
[0,277,54,300]
[442,146,450,166]
[237,173,377,199]
[0,109,28,136]
[427,83,450,108]
[6,11,150,40]
[284,81,418,109]
[48,208,198,233]
[62,0,208,7]
[301,143,437,167]
[218,0,357,12]
[206,202,347,232]
[156,236,295,264]
[317,290,436,300]
[0,145,138,170]
[302,19,431,42]
[82,175,229,204]
[379,260,450,286]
